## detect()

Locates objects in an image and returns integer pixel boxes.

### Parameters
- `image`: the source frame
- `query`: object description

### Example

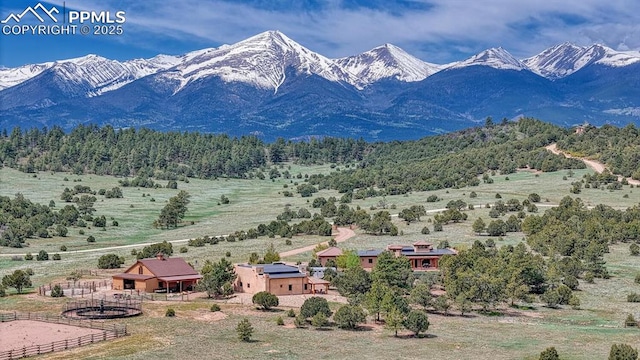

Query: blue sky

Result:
[1,0,639,67]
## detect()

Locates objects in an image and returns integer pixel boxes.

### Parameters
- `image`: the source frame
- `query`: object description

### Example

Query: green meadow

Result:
[1,164,640,359]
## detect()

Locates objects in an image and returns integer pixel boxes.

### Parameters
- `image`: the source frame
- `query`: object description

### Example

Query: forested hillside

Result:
[0,118,592,193]
[556,124,640,179]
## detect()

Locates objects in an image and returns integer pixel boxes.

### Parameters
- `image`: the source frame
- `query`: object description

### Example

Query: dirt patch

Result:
[280,227,356,258]
[0,320,104,352]
[187,310,228,322]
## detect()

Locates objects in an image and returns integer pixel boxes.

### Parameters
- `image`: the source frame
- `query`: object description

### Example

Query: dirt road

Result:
[279,227,355,258]
[546,143,640,185]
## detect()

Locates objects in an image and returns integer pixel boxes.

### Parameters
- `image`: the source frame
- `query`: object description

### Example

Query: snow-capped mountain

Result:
[0,63,52,90]
[336,43,442,84]
[160,30,362,93]
[1,31,640,141]
[524,43,640,79]
[448,47,529,71]
[47,54,183,97]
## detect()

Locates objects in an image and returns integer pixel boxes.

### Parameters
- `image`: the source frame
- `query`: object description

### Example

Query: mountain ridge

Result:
[1,30,639,141]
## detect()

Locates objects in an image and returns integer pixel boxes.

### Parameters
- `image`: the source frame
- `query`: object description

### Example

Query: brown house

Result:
[234,263,329,296]
[316,247,344,266]
[314,242,456,271]
[113,254,202,293]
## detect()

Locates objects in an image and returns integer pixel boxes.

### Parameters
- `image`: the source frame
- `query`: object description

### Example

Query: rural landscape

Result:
[1,118,640,359]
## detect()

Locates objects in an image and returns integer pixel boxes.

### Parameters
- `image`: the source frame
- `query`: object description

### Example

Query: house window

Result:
[239,281,243,287]
[304,284,308,290]
[138,267,143,274]
[280,285,283,288]
[247,283,250,288]
[368,258,373,264]
[288,284,292,291]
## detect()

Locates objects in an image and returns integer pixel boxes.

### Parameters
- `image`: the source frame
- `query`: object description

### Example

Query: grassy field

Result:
[1,165,640,359]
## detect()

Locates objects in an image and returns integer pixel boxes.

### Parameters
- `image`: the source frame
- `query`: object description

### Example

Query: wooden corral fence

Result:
[0,312,127,360]
[38,280,111,297]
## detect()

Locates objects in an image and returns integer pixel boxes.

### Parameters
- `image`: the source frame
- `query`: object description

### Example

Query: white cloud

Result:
[47,0,640,62]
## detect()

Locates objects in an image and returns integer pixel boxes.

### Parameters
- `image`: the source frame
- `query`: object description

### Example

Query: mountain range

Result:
[1,30,639,141]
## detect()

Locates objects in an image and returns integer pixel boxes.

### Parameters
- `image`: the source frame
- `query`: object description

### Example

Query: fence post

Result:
[103,330,107,341]
[38,344,41,355]
[65,339,68,349]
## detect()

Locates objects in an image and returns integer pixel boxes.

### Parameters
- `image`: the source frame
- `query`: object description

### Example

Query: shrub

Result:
[333,304,366,330]
[51,284,64,297]
[36,250,49,261]
[609,343,638,360]
[568,294,581,310]
[631,243,640,256]
[252,291,279,310]
[59,245,67,252]
[24,253,33,261]
[294,313,307,328]
[165,308,176,317]
[276,316,285,326]
[225,251,231,257]
[421,227,430,235]
[0,287,5,297]
[403,310,430,337]
[539,347,560,360]
[584,272,594,283]
[98,254,125,269]
[625,314,637,327]
[311,312,329,328]
[210,304,221,312]
[179,246,188,253]
[287,309,296,317]
[52,253,61,261]
[627,293,640,302]
[236,318,253,342]
[300,297,332,319]
[87,236,96,243]
[556,284,572,305]
[562,275,579,290]
[541,289,560,308]
[635,273,640,284]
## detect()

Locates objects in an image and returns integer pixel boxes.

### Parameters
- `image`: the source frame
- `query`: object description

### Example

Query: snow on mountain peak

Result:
[0,62,52,90]
[524,43,640,79]
[336,43,442,84]
[450,47,528,71]
[169,29,362,93]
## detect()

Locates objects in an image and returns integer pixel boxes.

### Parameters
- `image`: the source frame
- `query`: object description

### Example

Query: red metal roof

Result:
[123,257,199,278]
[316,247,343,257]
[112,273,155,280]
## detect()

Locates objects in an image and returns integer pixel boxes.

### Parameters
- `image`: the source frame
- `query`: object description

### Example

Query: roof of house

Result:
[316,247,343,257]
[112,273,155,281]
[307,277,330,284]
[124,257,199,277]
[413,241,432,246]
[236,263,304,275]
[400,248,457,256]
[357,249,383,257]
[267,273,307,279]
